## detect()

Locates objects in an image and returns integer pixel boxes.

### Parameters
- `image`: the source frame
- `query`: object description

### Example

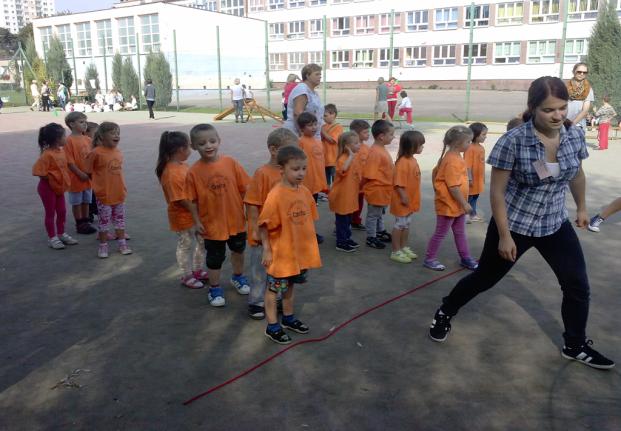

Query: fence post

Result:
[558,0,569,78]
[323,15,327,104]
[264,21,271,110]
[388,9,395,80]
[102,37,109,93]
[217,25,223,112]
[173,29,180,112]
[70,38,79,98]
[136,32,142,110]
[465,2,475,122]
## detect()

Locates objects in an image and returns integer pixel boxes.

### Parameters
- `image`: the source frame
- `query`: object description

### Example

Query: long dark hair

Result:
[156,131,190,180]
[38,123,66,153]
[397,130,425,162]
[469,122,488,143]
[521,76,572,128]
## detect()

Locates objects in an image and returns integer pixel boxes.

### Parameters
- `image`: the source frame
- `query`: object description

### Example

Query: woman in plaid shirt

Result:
[427,76,614,370]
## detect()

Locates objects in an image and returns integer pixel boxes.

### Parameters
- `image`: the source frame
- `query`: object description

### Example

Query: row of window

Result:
[39,14,160,57]
[268,39,588,70]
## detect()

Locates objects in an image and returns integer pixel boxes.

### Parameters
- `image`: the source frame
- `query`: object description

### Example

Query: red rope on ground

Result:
[182,267,465,405]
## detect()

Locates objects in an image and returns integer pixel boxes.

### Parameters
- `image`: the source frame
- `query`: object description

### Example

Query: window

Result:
[140,14,160,52]
[494,41,521,64]
[530,0,560,23]
[287,21,305,39]
[331,50,350,68]
[269,22,285,40]
[56,24,72,56]
[433,45,456,65]
[354,15,375,35]
[248,0,264,12]
[221,0,244,16]
[288,0,305,7]
[527,40,556,63]
[331,17,350,36]
[308,51,323,65]
[309,19,323,37]
[39,26,52,51]
[309,0,326,5]
[462,43,487,65]
[195,0,217,10]
[96,20,113,55]
[378,48,399,67]
[269,0,284,10]
[379,13,401,33]
[404,46,426,67]
[75,22,92,56]
[564,39,588,63]
[568,0,598,20]
[464,4,490,27]
[353,49,374,68]
[269,53,285,70]
[406,10,428,32]
[434,7,458,30]
[117,17,136,54]
[288,52,305,70]
[496,2,524,25]
[332,0,353,3]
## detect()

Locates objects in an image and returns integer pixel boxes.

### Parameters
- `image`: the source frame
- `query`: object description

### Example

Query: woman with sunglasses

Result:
[567,63,594,130]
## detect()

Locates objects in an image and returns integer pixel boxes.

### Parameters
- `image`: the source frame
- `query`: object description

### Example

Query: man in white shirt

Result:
[230,78,245,123]
[30,80,40,111]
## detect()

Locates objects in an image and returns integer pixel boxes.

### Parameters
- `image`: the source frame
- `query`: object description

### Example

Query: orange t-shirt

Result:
[32,148,71,195]
[434,151,468,217]
[185,156,250,240]
[244,163,282,246]
[321,123,343,167]
[328,152,362,215]
[258,183,322,278]
[160,161,194,232]
[390,156,421,217]
[85,146,127,206]
[464,142,486,195]
[64,134,92,192]
[299,135,328,194]
[362,144,394,206]
[356,143,370,192]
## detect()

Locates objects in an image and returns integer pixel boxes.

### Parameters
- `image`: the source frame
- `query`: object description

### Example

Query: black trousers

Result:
[440,218,590,347]
[147,100,155,118]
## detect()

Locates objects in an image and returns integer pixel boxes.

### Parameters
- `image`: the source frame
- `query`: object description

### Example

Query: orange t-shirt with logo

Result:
[258,183,322,278]
[390,156,421,217]
[329,152,362,215]
[244,163,282,246]
[64,134,92,192]
[185,156,250,241]
[299,135,328,195]
[321,123,343,167]
[362,144,394,206]
[32,148,71,195]
[464,142,486,195]
[160,161,194,232]
[434,151,468,217]
[85,146,127,206]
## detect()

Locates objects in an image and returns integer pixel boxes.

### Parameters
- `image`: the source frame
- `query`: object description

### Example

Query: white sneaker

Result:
[48,236,65,250]
[98,243,109,258]
[59,233,78,245]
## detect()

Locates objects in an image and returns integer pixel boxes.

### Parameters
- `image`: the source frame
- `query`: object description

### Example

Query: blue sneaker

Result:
[231,274,251,295]
[208,287,226,307]
[460,257,479,270]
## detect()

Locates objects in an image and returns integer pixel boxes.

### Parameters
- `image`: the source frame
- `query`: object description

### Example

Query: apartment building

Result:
[1,0,55,33]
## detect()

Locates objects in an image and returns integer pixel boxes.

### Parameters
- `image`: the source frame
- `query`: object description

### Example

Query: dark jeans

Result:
[41,95,50,111]
[147,100,155,118]
[335,213,352,245]
[282,103,288,120]
[468,194,479,215]
[325,166,336,186]
[440,218,590,347]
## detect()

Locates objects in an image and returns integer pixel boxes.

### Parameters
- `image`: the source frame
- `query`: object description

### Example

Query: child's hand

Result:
[195,222,206,235]
[79,172,89,181]
[400,196,409,206]
[464,203,473,214]
[251,227,260,242]
[262,249,273,267]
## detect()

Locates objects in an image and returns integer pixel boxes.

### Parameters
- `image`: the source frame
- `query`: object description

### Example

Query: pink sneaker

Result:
[119,243,132,255]
[181,275,204,289]
[193,269,209,281]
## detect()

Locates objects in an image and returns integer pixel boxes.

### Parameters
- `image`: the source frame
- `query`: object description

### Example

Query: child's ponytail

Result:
[437,125,473,167]
[37,123,66,153]
[156,130,190,180]
[397,130,425,162]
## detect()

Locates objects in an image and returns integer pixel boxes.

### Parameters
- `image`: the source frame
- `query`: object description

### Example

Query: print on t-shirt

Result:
[288,199,312,225]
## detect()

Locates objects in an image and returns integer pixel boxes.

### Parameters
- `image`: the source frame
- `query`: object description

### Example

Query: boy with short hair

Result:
[349,119,371,230]
[321,103,343,190]
[185,123,252,307]
[64,112,97,234]
[362,120,395,249]
[245,128,299,319]
[259,145,322,344]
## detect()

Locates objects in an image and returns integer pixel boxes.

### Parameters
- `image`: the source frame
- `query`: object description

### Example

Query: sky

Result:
[55,0,116,13]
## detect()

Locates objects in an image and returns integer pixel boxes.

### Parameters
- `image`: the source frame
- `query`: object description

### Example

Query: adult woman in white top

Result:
[283,63,323,139]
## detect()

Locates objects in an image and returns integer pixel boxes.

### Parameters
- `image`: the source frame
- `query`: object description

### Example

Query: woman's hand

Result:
[194,222,206,235]
[575,209,589,228]
[498,235,517,262]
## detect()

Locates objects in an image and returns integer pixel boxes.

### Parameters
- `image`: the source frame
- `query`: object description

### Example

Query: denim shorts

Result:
[266,270,308,294]
[68,189,93,206]
[394,214,412,230]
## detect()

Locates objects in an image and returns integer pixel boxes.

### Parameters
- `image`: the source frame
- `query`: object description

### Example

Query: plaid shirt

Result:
[487,120,588,237]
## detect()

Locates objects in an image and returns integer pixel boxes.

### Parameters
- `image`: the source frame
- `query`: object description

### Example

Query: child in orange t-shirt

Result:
[64,112,97,235]
[245,128,299,319]
[157,131,208,290]
[85,122,99,223]
[464,122,488,223]
[362,120,395,249]
[85,122,131,259]
[328,132,362,253]
[185,123,251,307]
[389,130,425,264]
[321,103,343,190]
[259,146,321,344]
[32,123,78,249]
[349,119,371,230]
[424,125,478,271]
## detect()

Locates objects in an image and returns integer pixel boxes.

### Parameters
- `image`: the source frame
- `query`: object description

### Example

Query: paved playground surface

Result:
[0,109,620,430]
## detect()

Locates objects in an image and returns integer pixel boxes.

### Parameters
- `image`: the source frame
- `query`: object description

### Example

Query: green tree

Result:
[120,57,139,102]
[112,52,123,92]
[17,23,33,47]
[143,52,172,109]
[23,37,46,95]
[0,27,18,57]
[46,35,71,86]
[587,1,621,115]
[84,63,100,101]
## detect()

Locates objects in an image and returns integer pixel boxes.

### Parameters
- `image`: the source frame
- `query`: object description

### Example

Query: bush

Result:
[143,52,172,109]
[112,52,122,93]
[84,63,100,102]
[120,57,139,102]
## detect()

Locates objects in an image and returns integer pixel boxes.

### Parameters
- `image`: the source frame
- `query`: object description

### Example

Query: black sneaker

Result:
[248,304,265,320]
[561,340,615,370]
[265,327,292,344]
[366,237,386,249]
[336,243,357,253]
[351,223,366,230]
[316,234,324,244]
[377,230,392,242]
[346,239,360,248]
[282,318,309,334]
[429,309,452,342]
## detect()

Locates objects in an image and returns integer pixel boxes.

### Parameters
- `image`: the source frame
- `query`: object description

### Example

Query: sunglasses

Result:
[575,70,588,75]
